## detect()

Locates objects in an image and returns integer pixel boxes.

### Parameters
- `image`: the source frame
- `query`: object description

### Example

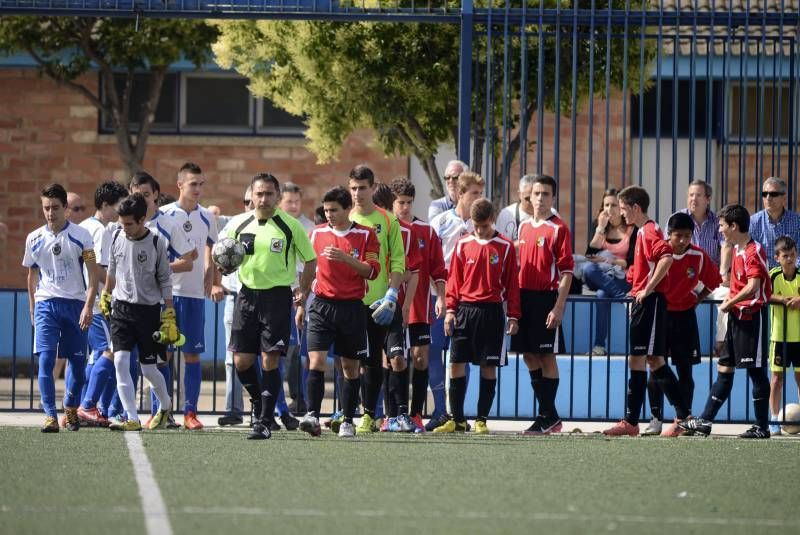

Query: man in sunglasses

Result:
[750,177,800,269]
[428,160,469,221]
[65,192,87,224]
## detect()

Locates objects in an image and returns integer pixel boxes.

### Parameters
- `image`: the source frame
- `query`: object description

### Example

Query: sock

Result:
[335,367,344,413]
[80,360,93,401]
[141,363,171,410]
[449,376,468,422]
[63,356,87,408]
[114,351,138,422]
[391,369,409,416]
[183,361,201,414]
[259,368,282,422]
[701,371,735,421]
[748,367,770,430]
[675,363,694,410]
[383,367,395,417]
[275,359,289,417]
[152,365,170,415]
[99,370,117,416]
[236,364,262,402]
[477,376,497,420]
[410,367,429,416]
[342,377,361,422]
[361,366,383,418]
[529,369,543,414]
[306,369,325,416]
[624,370,648,426]
[82,356,115,409]
[653,365,690,419]
[646,373,664,421]
[541,377,560,419]
[428,346,447,415]
[37,351,57,418]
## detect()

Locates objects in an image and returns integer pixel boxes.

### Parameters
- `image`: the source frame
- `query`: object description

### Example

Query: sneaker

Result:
[247,422,271,440]
[382,417,397,432]
[325,410,344,433]
[183,411,204,431]
[602,419,640,437]
[149,409,171,430]
[41,416,59,433]
[280,413,300,431]
[739,425,770,439]
[356,414,376,435]
[522,416,561,436]
[166,414,181,429]
[678,416,712,437]
[218,414,244,426]
[425,412,450,432]
[590,345,607,356]
[474,420,489,435]
[641,416,663,436]
[338,421,356,438]
[109,419,143,432]
[299,413,321,437]
[432,419,467,433]
[77,407,109,428]
[410,414,425,433]
[769,424,782,436]
[660,420,683,437]
[64,408,80,432]
[372,417,384,432]
[396,414,416,433]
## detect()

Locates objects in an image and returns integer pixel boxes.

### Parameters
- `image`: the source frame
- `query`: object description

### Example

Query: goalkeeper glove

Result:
[370,288,399,326]
[159,307,180,344]
[99,290,112,319]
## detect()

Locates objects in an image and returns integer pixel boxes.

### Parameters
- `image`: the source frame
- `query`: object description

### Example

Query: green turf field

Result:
[1,427,798,535]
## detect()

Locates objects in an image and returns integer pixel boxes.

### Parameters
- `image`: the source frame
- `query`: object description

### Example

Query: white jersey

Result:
[80,216,111,315]
[495,202,531,241]
[430,208,474,270]
[22,221,94,302]
[160,202,219,299]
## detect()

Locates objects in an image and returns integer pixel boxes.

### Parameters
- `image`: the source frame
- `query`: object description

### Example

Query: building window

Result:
[630,79,718,139]
[102,73,179,132]
[728,83,793,141]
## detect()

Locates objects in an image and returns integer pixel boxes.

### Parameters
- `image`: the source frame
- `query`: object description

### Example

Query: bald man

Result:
[65,192,87,224]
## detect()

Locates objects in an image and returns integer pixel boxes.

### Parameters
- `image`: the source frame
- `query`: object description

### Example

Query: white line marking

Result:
[125,433,173,535]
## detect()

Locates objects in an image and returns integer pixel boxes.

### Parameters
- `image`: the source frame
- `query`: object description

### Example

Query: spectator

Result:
[750,176,800,269]
[428,160,469,221]
[65,191,86,224]
[495,174,535,241]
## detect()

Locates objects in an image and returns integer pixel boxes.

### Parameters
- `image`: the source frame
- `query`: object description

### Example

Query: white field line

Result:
[125,432,173,535]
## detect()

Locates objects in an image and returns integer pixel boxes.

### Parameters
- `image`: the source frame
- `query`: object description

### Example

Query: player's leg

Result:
[409,323,431,431]
[79,313,114,426]
[108,302,142,431]
[434,305,472,433]
[58,299,88,431]
[134,306,173,429]
[339,357,361,437]
[475,364,496,435]
[357,308,388,434]
[538,353,562,432]
[173,296,204,429]
[219,294,244,426]
[35,303,60,431]
[386,309,412,431]
[302,350,327,437]
[274,358,299,430]
[643,374,664,435]
[426,301,448,429]
[740,309,771,438]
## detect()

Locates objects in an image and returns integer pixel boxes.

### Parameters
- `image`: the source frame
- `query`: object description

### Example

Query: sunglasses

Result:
[761,191,785,198]
[444,175,460,182]
[243,199,251,205]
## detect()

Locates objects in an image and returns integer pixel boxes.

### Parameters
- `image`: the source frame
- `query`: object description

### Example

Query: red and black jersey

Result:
[627,220,673,295]
[409,218,447,324]
[309,223,381,301]
[665,244,722,311]
[446,232,521,319]
[730,239,772,319]
[398,219,423,307]
[517,215,574,291]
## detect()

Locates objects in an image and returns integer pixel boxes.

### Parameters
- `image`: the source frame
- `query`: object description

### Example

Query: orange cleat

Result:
[602,419,640,437]
[77,407,109,428]
[183,411,204,430]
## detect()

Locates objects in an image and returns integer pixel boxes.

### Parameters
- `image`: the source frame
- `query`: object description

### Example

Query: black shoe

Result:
[218,414,244,427]
[249,400,261,429]
[678,416,712,437]
[425,413,450,432]
[280,413,300,431]
[266,417,282,432]
[739,425,770,439]
[247,422,271,440]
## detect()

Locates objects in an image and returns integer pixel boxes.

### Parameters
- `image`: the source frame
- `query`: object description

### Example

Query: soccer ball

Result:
[212,237,245,273]
[777,403,800,435]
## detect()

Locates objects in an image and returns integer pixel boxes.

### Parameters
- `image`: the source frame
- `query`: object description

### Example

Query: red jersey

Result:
[730,239,772,319]
[517,215,574,291]
[446,232,521,319]
[398,219,423,306]
[309,223,381,301]
[665,244,722,311]
[627,220,673,295]
[409,218,447,324]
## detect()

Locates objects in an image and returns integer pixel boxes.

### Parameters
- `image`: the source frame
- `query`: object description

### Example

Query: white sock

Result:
[114,351,138,422]
[141,363,171,410]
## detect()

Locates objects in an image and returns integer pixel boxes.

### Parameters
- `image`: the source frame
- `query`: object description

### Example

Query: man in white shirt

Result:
[428,160,470,221]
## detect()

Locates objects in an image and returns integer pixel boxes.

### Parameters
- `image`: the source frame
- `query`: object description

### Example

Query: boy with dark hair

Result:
[681,204,773,438]
[434,198,520,434]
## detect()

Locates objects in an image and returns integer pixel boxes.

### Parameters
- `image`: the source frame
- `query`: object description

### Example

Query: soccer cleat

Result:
[109,419,143,432]
[641,416,662,436]
[410,414,425,433]
[380,417,394,432]
[425,412,450,432]
[77,407,109,428]
[183,411,204,431]
[326,410,344,433]
[149,409,171,430]
[768,424,782,436]
[396,414,416,433]
[356,413,377,435]
[299,413,321,437]
[372,417,384,432]
[739,425,770,439]
[280,413,300,431]
[660,420,683,437]
[264,417,282,432]
[522,416,562,436]
[432,419,467,433]
[338,421,356,438]
[218,414,244,427]
[166,414,181,429]
[64,408,80,431]
[247,422,271,440]
[602,419,640,437]
[474,420,489,435]
[678,416,712,437]
[41,416,59,433]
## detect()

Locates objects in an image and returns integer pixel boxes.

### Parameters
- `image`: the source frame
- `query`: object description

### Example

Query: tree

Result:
[213,0,654,200]
[0,17,218,175]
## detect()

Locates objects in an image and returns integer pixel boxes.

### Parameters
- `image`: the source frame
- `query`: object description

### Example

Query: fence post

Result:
[457,0,474,166]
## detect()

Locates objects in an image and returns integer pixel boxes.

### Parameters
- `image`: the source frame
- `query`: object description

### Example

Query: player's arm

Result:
[294,224,318,305]
[205,244,224,303]
[547,228,575,328]
[719,240,732,287]
[169,251,194,273]
[429,230,448,318]
[721,277,761,313]
[387,219,406,291]
[402,272,419,326]
[444,246,463,336]
[503,243,521,334]
[636,254,672,303]
[80,248,99,330]
[26,267,37,323]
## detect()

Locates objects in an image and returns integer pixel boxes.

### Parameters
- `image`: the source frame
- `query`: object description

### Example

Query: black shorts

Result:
[450,302,507,367]
[306,297,368,360]
[629,292,667,357]
[407,323,431,347]
[665,308,701,366]
[510,290,565,354]
[110,300,164,365]
[229,285,292,356]
[772,341,800,369]
[721,308,769,369]
[364,305,388,368]
[384,307,406,360]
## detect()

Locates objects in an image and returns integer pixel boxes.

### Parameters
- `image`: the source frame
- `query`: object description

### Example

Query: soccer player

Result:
[390,178,447,432]
[347,165,406,434]
[23,183,98,432]
[767,236,800,435]
[102,194,176,431]
[159,162,222,430]
[226,173,317,440]
[300,186,381,437]
[681,204,773,438]
[511,174,573,435]
[643,212,722,436]
[602,186,691,436]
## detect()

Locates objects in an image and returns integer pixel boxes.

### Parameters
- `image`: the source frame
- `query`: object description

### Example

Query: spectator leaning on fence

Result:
[750,177,800,269]
[428,160,469,221]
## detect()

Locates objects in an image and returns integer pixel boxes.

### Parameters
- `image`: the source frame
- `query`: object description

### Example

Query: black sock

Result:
[541,377,560,419]
[410,367,429,416]
[342,377,360,422]
[625,370,648,426]
[653,365,689,419]
[259,368,281,422]
[361,366,383,418]
[384,367,399,417]
[701,372,735,421]
[391,369,409,416]
[675,363,694,409]
[236,364,262,404]
[529,369,543,414]
[306,369,325,417]
[647,373,664,421]
[748,367,770,429]
[449,376,467,422]
[477,376,497,420]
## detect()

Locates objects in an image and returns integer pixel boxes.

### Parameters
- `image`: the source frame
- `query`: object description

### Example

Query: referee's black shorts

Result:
[229,285,292,356]
[629,292,667,357]
[110,300,164,365]
[665,308,701,366]
[510,289,565,354]
[721,307,769,369]
[306,296,368,360]
[450,302,507,367]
